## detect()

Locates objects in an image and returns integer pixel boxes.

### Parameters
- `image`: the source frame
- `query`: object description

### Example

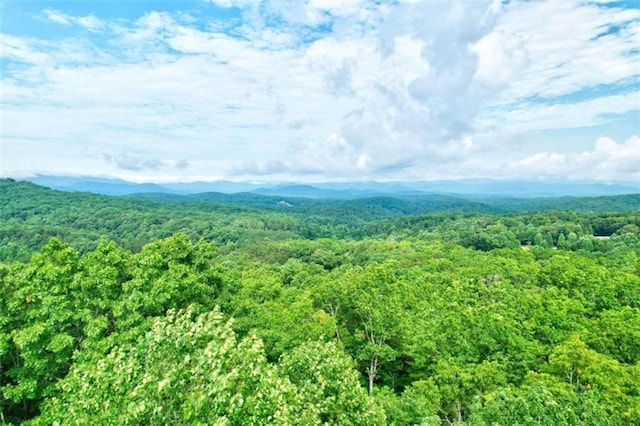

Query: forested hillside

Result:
[1,179,639,424]
[1,179,639,262]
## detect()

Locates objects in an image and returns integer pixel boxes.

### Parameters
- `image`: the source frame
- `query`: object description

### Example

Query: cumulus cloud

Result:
[231,133,370,177]
[321,0,518,156]
[513,136,640,181]
[470,29,529,92]
[1,0,638,181]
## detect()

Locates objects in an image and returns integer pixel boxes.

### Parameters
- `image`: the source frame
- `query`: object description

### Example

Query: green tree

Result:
[35,308,384,425]
[469,373,610,425]
[1,239,80,421]
[339,263,404,394]
[278,340,385,425]
[589,307,640,364]
[557,233,569,250]
[35,308,298,425]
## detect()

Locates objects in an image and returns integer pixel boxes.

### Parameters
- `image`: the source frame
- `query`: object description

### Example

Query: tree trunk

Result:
[368,357,378,395]
[328,303,340,343]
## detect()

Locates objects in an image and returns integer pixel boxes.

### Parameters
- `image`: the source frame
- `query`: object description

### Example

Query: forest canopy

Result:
[1,179,639,424]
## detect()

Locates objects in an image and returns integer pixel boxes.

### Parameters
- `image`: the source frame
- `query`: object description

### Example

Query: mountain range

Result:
[24,175,640,199]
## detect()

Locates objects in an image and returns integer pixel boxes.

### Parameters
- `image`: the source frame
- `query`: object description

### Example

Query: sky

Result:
[1,0,639,183]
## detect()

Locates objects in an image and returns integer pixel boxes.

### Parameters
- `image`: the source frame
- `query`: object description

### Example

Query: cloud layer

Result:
[1,0,638,182]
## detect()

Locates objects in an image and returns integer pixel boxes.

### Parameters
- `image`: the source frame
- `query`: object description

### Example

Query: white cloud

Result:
[42,9,105,31]
[309,0,366,17]
[203,0,255,8]
[489,1,640,102]
[478,91,640,136]
[103,152,165,172]
[1,0,638,182]
[42,9,71,25]
[470,29,529,91]
[512,135,640,181]
[230,132,371,178]
[0,35,50,66]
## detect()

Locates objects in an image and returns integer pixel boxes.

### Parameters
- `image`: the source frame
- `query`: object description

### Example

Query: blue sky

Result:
[1,0,639,182]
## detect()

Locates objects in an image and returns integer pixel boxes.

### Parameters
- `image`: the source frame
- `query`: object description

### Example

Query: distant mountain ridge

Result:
[3,179,639,223]
[24,175,640,198]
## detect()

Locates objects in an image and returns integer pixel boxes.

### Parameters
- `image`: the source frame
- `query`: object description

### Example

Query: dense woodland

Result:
[1,178,640,424]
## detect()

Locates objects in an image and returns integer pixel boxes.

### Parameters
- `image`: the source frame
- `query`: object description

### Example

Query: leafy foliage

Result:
[1,179,639,424]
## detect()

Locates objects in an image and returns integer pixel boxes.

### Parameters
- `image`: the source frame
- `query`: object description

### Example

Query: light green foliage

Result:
[426,359,507,423]
[588,307,640,364]
[469,373,612,425]
[543,334,640,423]
[337,262,404,394]
[2,239,80,420]
[375,383,441,426]
[2,179,640,424]
[1,235,222,422]
[223,265,335,360]
[34,310,382,426]
[34,308,298,425]
[278,341,386,425]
